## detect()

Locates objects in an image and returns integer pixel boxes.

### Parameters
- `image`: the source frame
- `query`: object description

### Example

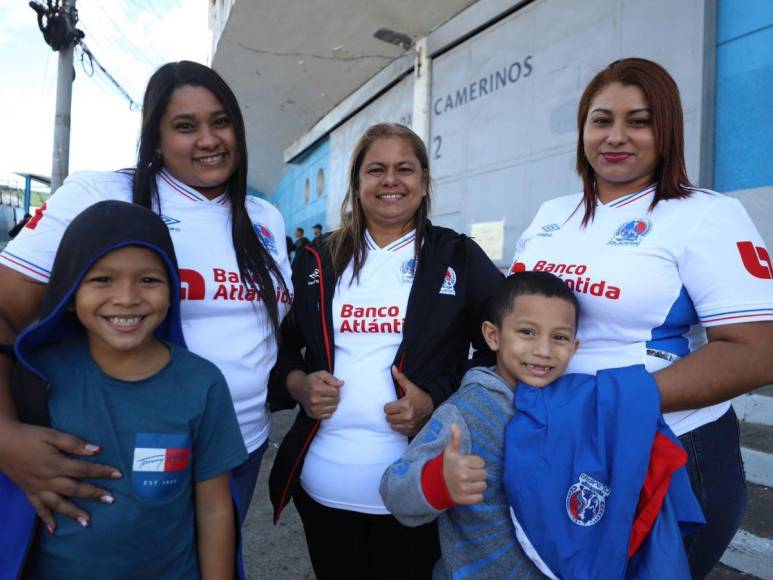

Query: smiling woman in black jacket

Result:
[269,123,503,579]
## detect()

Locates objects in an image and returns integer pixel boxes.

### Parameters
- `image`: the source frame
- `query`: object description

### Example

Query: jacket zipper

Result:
[396,351,406,397]
[274,245,331,524]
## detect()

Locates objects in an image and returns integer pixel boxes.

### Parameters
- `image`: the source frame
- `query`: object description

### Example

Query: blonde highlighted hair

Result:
[328,123,432,285]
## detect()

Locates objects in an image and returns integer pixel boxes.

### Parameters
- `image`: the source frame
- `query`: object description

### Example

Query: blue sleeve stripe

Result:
[0,252,51,278]
[470,443,500,463]
[456,399,504,450]
[457,517,511,533]
[452,539,516,579]
[700,308,773,323]
[453,527,512,548]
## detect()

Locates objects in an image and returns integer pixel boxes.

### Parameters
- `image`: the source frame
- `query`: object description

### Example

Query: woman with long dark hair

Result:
[511,58,773,578]
[0,61,291,530]
[269,123,503,578]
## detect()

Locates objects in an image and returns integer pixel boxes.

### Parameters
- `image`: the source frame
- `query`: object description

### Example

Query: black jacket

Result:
[267,222,504,521]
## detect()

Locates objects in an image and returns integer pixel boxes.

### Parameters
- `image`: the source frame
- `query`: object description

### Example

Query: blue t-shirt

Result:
[33,337,248,579]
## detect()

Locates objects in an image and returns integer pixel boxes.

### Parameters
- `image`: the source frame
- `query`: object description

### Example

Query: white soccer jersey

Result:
[301,229,416,514]
[511,185,773,436]
[1,169,293,452]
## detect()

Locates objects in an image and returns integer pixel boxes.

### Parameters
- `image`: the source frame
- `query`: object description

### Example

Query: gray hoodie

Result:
[380,367,543,579]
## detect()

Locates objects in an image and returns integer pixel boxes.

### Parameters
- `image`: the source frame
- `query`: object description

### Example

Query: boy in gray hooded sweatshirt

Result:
[380,271,579,579]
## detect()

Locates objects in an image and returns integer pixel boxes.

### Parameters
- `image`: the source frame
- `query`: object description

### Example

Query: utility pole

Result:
[30,0,84,192]
[52,4,75,193]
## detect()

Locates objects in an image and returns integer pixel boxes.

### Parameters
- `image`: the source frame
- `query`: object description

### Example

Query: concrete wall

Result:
[268,0,773,257]
[715,0,773,247]
[715,0,773,192]
[272,139,329,238]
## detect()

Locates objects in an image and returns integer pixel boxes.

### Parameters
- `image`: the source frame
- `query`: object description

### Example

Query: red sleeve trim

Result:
[421,450,456,510]
[628,432,688,558]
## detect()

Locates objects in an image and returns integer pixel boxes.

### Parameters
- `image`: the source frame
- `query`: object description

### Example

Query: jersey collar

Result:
[601,184,656,210]
[364,229,417,252]
[157,168,230,205]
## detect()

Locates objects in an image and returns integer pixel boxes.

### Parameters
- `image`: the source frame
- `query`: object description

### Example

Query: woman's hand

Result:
[286,369,344,420]
[384,366,434,437]
[0,420,121,532]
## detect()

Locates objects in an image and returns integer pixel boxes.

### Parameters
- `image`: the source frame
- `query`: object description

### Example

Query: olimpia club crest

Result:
[253,223,277,254]
[565,473,611,527]
[401,257,418,283]
[608,218,652,247]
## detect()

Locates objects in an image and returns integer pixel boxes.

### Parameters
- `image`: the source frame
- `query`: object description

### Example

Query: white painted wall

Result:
[327,76,414,228]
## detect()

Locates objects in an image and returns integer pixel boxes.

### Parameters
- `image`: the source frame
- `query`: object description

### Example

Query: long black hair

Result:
[132,60,286,331]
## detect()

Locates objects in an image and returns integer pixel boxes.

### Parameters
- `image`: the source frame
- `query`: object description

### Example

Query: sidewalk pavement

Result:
[242,410,313,579]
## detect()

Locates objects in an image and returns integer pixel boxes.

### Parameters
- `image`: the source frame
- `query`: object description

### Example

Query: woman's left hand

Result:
[384,366,434,437]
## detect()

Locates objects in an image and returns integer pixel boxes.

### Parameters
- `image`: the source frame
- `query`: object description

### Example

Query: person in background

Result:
[269,123,503,578]
[311,223,323,242]
[285,235,295,261]
[8,213,32,239]
[511,57,773,578]
[0,61,292,539]
[294,227,310,254]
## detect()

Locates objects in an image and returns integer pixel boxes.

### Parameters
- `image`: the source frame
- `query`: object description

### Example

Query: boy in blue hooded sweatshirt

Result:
[380,271,580,578]
[381,271,702,580]
[8,200,247,579]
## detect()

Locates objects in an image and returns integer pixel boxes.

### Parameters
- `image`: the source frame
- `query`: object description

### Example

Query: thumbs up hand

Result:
[384,366,434,437]
[442,424,487,505]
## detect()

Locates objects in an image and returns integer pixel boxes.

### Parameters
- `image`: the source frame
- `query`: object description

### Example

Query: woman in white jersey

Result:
[0,61,292,529]
[268,123,503,578]
[511,58,773,579]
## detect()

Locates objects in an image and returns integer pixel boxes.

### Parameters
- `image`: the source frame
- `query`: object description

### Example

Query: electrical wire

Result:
[77,42,142,110]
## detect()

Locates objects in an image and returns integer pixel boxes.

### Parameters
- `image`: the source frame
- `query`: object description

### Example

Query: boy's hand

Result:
[443,424,486,505]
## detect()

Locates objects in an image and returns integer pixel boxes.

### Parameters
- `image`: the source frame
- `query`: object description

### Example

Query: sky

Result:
[0,0,210,193]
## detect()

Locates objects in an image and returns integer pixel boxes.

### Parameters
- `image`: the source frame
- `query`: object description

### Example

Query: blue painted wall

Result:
[272,138,330,238]
[715,0,773,191]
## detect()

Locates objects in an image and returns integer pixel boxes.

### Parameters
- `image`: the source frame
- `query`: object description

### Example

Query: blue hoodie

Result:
[503,365,705,580]
[0,201,244,579]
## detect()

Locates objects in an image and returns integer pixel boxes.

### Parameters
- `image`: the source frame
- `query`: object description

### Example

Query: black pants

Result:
[679,406,747,579]
[294,486,440,579]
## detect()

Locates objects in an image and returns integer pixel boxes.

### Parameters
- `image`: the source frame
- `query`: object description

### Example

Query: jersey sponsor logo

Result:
[737,241,773,280]
[132,433,191,499]
[212,268,293,303]
[308,268,320,286]
[439,267,457,296]
[566,473,610,527]
[160,214,181,232]
[180,269,206,300]
[25,203,47,230]
[253,223,278,254]
[179,267,294,303]
[608,218,652,247]
[538,223,560,238]
[531,260,621,300]
[339,303,404,334]
[401,257,417,283]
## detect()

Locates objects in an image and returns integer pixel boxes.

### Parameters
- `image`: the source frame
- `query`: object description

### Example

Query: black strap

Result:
[0,344,16,361]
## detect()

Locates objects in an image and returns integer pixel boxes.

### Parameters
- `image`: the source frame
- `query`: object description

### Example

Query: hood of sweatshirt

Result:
[15,200,185,381]
[459,366,516,400]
